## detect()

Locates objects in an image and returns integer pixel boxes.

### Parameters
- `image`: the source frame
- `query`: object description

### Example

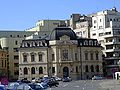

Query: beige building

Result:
[0,46,8,77]
[0,31,36,80]
[19,27,103,80]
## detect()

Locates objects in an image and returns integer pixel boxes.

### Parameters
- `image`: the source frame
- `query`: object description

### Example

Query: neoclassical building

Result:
[19,27,103,80]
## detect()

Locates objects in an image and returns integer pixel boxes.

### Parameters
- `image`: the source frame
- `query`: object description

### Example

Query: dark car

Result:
[62,77,72,82]
[44,78,59,87]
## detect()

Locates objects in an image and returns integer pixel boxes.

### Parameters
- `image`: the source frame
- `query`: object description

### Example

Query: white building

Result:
[90,7,120,77]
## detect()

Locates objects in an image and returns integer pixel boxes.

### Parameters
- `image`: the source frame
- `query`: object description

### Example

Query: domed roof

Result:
[50,27,77,40]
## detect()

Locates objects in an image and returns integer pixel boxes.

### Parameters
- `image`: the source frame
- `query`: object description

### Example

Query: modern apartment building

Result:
[19,27,103,81]
[70,14,92,38]
[0,31,36,80]
[90,7,120,77]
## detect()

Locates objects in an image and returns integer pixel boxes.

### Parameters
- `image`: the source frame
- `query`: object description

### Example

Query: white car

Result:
[92,76,103,80]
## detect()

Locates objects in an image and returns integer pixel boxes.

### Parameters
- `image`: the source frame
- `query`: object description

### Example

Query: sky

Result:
[0,0,120,31]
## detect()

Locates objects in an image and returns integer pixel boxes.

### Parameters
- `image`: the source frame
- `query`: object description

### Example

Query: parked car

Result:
[51,77,62,81]
[16,83,33,90]
[6,82,19,90]
[92,76,103,80]
[48,79,59,87]
[29,83,44,90]
[39,82,49,89]
[0,85,5,90]
[62,77,72,82]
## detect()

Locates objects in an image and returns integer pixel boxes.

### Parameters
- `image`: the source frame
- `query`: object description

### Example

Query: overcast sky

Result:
[0,0,119,30]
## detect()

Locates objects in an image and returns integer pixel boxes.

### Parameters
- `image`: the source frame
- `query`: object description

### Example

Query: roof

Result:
[49,27,77,40]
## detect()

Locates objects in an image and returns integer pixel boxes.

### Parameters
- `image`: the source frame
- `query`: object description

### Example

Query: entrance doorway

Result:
[63,67,69,77]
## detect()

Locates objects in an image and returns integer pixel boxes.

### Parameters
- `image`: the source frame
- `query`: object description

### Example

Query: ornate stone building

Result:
[19,27,103,80]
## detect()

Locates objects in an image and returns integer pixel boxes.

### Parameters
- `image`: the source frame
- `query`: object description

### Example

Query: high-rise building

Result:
[90,7,120,77]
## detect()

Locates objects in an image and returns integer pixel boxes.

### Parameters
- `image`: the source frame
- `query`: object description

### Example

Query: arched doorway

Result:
[63,67,69,77]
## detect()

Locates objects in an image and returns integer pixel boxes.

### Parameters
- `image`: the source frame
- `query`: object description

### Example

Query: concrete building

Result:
[90,7,120,77]
[26,20,68,32]
[72,15,92,38]
[19,27,103,81]
[0,31,36,80]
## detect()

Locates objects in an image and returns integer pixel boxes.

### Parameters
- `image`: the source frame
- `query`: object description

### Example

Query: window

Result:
[39,67,43,74]
[14,63,19,67]
[31,55,35,62]
[90,53,94,60]
[62,50,68,60]
[23,55,27,62]
[75,53,77,60]
[14,55,19,60]
[94,20,96,23]
[84,40,88,45]
[90,65,94,72]
[92,33,96,36]
[89,40,93,45]
[15,41,18,45]
[31,67,35,74]
[100,19,102,22]
[10,35,12,37]
[94,26,96,28]
[24,67,28,75]
[13,48,19,52]
[39,54,42,61]
[52,67,55,73]
[2,60,3,67]
[85,65,89,72]
[96,53,99,60]
[17,35,19,37]
[76,66,79,73]
[96,65,99,72]
[85,52,88,60]
[52,54,55,61]
[24,35,26,37]
[14,70,19,75]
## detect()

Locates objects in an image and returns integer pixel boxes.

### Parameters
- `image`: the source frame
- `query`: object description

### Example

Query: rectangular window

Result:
[23,55,27,62]
[90,53,94,60]
[52,54,55,61]
[31,55,35,62]
[14,63,19,67]
[52,67,55,73]
[14,55,19,60]
[85,52,88,60]
[62,50,68,60]
[75,53,77,60]
[2,60,3,67]
[39,54,42,61]
[96,53,99,60]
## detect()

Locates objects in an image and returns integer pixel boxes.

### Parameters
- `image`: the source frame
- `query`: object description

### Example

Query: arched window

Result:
[89,40,93,45]
[84,40,88,45]
[31,67,35,74]
[90,65,94,72]
[24,67,28,75]
[96,65,99,72]
[39,67,43,74]
[85,65,89,72]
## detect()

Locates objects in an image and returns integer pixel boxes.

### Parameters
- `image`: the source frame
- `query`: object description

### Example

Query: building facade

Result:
[0,47,8,78]
[0,31,36,80]
[90,7,120,77]
[19,27,103,81]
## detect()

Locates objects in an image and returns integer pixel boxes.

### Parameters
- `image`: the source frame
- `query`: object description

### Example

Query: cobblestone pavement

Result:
[100,79,120,90]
